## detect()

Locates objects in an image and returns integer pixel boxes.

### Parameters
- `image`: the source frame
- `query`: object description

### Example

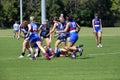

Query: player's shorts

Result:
[29,33,40,43]
[94,27,101,32]
[40,32,50,38]
[54,48,61,57]
[58,33,67,42]
[33,43,39,49]
[14,30,19,32]
[69,32,78,44]
[66,32,70,38]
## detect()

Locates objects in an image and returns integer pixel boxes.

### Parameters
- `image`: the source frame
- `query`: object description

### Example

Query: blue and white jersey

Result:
[13,23,19,31]
[93,18,101,27]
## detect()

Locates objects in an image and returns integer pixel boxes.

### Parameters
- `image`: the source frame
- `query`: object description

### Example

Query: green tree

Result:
[110,0,120,26]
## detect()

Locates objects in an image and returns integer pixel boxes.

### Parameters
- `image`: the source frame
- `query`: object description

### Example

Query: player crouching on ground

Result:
[43,45,69,58]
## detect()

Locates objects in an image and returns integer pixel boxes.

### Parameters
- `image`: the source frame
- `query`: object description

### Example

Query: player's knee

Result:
[67,46,71,50]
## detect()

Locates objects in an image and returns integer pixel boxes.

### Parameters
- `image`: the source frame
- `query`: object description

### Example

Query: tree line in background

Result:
[0,0,120,28]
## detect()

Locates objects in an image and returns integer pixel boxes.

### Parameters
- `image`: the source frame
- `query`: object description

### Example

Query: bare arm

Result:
[27,24,32,35]
[100,19,102,31]
[92,20,96,32]
[76,23,81,33]
[17,26,21,39]
[38,25,42,32]
[57,22,70,33]
[50,23,58,33]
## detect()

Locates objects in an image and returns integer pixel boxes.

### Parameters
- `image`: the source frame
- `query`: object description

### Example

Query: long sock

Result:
[37,49,40,57]
[28,50,31,54]
[21,52,25,56]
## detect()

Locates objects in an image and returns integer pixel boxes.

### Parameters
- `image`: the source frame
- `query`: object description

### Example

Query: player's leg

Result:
[61,41,68,50]
[40,36,44,45]
[68,34,83,58]
[94,32,99,47]
[36,41,50,60]
[16,30,19,38]
[54,40,61,57]
[26,41,31,57]
[19,38,29,58]
[33,43,40,58]
[67,33,79,51]
[98,31,102,47]
[45,38,51,48]
[34,48,39,58]
[29,42,35,60]
[60,48,68,57]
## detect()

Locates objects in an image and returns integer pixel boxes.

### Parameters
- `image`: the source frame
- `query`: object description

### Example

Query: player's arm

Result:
[100,19,103,32]
[54,31,59,38]
[50,23,58,33]
[26,24,31,37]
[57,22,70,33]
[49,33,52,43]
[47,23,57,36]
[76,23,81,33]
[17,26,21,39]
[38,25,42,32]
[92,20,96,32]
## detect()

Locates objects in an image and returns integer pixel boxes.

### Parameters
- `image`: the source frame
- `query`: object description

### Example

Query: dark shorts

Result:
[58,33,67,42]
[40,33,50,38]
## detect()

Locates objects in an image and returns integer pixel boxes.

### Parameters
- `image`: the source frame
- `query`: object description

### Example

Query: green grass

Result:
[0,27,120,80]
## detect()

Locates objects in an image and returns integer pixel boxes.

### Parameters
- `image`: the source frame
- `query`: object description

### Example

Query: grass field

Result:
[0,27,120,80]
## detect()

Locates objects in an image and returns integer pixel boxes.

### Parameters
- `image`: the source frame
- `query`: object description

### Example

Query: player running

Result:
[39,20,51,48]
[49,16,68,57]
[27,16,50,60]
[57,15,83,59]
[13,21,19,38]
[92,13,103,47]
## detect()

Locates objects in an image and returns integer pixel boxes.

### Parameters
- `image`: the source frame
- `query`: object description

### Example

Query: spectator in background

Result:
[13,21,19,38]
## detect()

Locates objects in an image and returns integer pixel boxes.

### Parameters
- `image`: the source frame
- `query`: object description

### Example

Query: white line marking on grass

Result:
[88,51,120,56]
